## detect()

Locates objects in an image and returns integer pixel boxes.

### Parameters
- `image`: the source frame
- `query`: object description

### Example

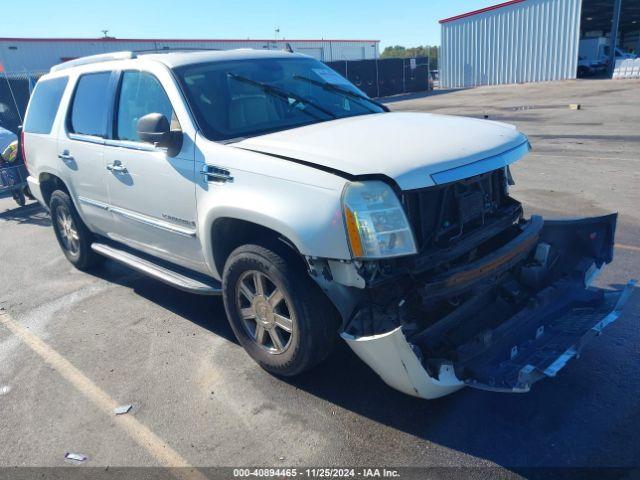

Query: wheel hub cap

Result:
[253,297,274,328]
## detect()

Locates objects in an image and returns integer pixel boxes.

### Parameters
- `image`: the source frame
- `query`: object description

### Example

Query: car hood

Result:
[232,112,530,190]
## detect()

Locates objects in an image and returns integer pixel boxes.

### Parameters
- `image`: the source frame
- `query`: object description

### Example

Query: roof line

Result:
[439,0,527,23]
[0,37,379,43]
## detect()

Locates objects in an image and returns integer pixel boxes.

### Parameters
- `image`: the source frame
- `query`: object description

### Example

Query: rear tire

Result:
[49,190,102,270]
[24,186,36,200]
[222,244,339,377]
[13,190,25,207]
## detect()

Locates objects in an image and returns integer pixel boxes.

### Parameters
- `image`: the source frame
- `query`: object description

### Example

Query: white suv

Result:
[22,49,633,399]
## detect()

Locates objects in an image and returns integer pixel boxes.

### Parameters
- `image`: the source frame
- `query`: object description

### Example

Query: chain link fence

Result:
[0,72,45,134]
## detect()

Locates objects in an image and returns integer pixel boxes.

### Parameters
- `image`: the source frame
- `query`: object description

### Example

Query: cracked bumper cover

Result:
[342,280,634,399]
[339,214,635,399]
[341,327,465,399]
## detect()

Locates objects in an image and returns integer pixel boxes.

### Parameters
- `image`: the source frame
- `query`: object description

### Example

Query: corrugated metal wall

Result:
[0,39,379,73]
[441,0,583,88]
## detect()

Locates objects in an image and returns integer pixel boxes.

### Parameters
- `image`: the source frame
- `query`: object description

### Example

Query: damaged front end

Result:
[319,168,635,399]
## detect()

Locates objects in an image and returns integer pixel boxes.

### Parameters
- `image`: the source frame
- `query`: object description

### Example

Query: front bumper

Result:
[342,327,464,399]
[340,214,635,399]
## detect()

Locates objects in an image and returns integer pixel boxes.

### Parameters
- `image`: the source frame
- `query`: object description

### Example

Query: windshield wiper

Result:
[292,75,389,112]
[226,73,337,120]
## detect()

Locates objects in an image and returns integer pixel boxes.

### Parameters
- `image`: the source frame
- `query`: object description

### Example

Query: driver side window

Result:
[116,71,180,142]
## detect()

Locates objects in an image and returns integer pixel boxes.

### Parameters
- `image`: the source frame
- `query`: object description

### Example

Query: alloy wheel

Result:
[56,206,80,255]
[235,270,295,354]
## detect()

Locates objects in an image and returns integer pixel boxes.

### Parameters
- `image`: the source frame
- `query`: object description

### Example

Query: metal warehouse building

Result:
[0,37,380,74]
[440,0,640,87]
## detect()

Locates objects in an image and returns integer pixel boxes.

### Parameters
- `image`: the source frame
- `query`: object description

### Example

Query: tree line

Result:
[380,45,439,69]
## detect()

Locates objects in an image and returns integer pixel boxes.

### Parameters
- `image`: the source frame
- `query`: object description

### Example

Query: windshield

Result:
[174,57,385,141]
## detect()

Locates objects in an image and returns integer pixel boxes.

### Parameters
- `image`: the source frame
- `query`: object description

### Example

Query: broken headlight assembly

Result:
[342,181,417,259]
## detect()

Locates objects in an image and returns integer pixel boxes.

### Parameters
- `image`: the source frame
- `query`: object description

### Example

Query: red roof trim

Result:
[439,0,527,23]
[0,37,379,43]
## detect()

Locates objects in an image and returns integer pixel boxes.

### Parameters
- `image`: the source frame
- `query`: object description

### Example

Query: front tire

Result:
[222,244,339,377]
[50,190,102,270]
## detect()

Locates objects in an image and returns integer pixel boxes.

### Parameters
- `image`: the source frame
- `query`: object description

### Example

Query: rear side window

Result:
[23,77,68,134]
[69,72,111,137]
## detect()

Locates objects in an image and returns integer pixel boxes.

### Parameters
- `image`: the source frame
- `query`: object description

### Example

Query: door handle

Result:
[58,151,74,162]
[106,160,128,173]
[201,165,233,183]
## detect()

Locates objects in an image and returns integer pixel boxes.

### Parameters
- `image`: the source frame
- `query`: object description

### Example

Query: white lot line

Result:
[0,303,207,480]
[0,282,108,366]
[617,244,640,253]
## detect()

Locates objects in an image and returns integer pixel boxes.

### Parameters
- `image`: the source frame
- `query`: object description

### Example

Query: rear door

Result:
[57,71,116,235]
[102,67,204,271]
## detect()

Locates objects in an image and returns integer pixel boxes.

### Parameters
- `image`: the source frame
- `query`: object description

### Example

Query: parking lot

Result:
[1,78,639,476]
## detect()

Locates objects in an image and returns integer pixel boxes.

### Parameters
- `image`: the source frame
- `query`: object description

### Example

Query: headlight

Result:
[342,181,417,259]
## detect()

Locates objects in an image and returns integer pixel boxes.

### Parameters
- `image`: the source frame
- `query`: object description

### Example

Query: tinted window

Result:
[69,72,111,137]
[23,77,68,134]
[174,58,384,141]
[116,71,178,142]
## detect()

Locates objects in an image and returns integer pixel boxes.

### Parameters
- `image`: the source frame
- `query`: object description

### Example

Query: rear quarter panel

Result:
[23,70,79,206]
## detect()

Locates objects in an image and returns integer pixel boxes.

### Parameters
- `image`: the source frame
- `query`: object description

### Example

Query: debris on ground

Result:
[64,452,87,462]
[113,404,133,415]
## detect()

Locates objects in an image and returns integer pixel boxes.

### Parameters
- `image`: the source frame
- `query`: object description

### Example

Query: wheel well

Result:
[211,218,304,276]
[39,173,69,207]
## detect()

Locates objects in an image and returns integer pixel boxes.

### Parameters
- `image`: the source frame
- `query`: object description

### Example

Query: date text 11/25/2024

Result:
[232,468,401,478]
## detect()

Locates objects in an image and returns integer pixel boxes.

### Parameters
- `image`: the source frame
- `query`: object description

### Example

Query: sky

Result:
[2,0,496,48]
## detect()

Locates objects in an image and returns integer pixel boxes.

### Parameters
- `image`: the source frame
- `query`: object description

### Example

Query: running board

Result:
[91,243,222,296]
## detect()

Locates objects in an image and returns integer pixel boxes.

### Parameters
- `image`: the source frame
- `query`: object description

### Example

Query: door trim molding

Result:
[77,196,196,237]
[77,196,109,210]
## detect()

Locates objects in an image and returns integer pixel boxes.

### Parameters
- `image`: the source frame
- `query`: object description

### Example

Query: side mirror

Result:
[137,113,182,156]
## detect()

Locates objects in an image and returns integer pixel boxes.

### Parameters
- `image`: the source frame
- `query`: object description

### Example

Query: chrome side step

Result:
[91,243,221,296]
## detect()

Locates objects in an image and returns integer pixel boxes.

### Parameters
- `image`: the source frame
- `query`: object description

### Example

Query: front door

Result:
[103,68,204,271]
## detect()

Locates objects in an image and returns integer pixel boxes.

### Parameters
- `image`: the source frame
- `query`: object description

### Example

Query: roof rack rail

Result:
[50,51,136,72]
[134,47,222,54]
